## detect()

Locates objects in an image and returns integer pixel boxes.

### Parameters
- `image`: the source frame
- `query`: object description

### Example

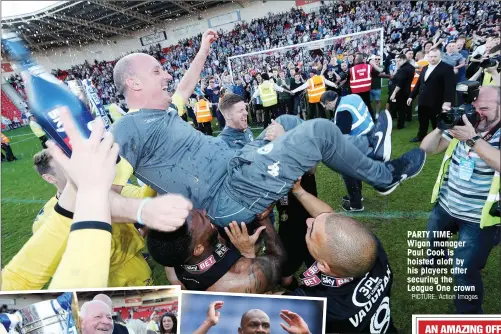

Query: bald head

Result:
[113,53,173,110]
[354,54,365,65]
[113,53,140,96]
[239,309,270,334]
[93,294,113,310]
[480,85,500,104]
[323,214,378,278]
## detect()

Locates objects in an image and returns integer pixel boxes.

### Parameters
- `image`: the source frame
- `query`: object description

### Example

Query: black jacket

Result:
[410,61,456,108]
[392,61,415,99]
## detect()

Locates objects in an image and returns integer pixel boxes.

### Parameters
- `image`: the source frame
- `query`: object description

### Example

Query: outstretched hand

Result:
[46,107,119,190]
[224,221,265,258]
[280,310,311,334]
[207,301,224,326]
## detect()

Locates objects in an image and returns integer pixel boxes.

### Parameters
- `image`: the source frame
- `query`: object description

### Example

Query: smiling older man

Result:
[80,300,114,334]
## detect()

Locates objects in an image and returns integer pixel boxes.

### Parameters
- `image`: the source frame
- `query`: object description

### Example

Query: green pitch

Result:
[2,92,499,333]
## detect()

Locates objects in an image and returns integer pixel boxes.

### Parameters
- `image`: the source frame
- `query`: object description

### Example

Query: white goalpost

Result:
[227,27,384,83]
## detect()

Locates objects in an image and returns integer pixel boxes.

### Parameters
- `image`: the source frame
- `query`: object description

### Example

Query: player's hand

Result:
[264,119,286,141]
[406,98,413,106]
[206,301,224,326]
[224,221,265,258]
[46,107,119,191]
[292,177,303,193]
[280,310,311,334]
[141,194,193,232]
[200,29,219,56]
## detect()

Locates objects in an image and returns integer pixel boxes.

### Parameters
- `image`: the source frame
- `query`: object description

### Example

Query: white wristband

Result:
[136,197,152,226]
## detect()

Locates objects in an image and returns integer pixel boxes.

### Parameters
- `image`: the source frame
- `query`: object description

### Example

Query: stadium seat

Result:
[1,90,22,122]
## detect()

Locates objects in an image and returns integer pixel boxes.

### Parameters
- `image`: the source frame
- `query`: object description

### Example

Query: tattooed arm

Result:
[244,217,286,293]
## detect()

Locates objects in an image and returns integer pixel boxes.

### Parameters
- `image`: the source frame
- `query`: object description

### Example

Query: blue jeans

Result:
[426,204,500,314]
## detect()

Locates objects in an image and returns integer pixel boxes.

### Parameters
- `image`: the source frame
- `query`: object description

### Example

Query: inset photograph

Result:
[180,291,325,334]
[0,290,78,334]
[74,286,180,334]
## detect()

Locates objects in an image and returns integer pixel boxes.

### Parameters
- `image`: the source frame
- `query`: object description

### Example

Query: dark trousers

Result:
[406,103,413,121]
[277,100,288,117]
[187,107,198,128]
[215,109,225,130]
[308,102,326,120]
[417,105,440,140]
[39,135,48,149]
[198,122,213,136]
[293,96,302,117]
[277,173,317,277]
[263,105,278,127]
[391,97,410,129]
[427,204,500,313]
[1,144,16,161]
[357,91,375,120]
[286,98,294,115]
[342,175,363,207]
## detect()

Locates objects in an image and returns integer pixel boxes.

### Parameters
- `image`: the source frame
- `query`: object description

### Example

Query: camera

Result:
[437,81,480,130]
[480,54,501,68]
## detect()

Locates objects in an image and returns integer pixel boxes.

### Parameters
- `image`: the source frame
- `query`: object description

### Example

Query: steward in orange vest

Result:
[195,99,213,136]
[411,53,429,92]
[291,69,338,119]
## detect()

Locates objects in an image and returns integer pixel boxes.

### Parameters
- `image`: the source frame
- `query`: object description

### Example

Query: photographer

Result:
[469,44,501,86]
[420,85,500,314]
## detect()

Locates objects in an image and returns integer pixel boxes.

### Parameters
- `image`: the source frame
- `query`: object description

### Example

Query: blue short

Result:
[370,89,381,101]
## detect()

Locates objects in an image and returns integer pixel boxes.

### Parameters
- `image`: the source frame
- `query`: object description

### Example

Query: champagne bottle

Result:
[1,31,95,157]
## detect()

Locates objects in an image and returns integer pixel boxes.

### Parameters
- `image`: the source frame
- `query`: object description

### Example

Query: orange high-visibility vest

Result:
[349,64,372,93]
[195,100,213,123]
[1,133,10,144]
[307,75,326,103]
[411,59,429,91]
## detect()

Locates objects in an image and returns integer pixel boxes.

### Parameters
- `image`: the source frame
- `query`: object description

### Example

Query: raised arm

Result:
[232,217,286,294]
[193,301,224,334]
[175,30,218,102]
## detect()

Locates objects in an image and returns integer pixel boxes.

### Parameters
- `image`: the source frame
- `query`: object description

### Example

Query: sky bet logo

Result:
[321,274,354,287]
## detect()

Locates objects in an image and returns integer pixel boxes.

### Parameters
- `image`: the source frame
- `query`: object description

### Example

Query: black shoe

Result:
[409,137,421,143]
[342,195,364,203]
[342,201,364,212]
[374,148,426,195]
[368,109,392,162]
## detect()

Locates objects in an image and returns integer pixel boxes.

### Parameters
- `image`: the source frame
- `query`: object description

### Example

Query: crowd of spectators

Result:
[5,1,500,114]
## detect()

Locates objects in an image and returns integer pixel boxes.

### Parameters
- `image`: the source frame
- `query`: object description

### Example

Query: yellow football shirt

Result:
[1,184,154,290]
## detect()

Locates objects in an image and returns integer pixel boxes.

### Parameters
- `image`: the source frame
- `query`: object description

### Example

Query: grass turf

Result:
[1,90,499,333]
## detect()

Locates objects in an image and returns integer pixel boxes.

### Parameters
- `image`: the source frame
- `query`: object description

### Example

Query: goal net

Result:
[227,28,384,83]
